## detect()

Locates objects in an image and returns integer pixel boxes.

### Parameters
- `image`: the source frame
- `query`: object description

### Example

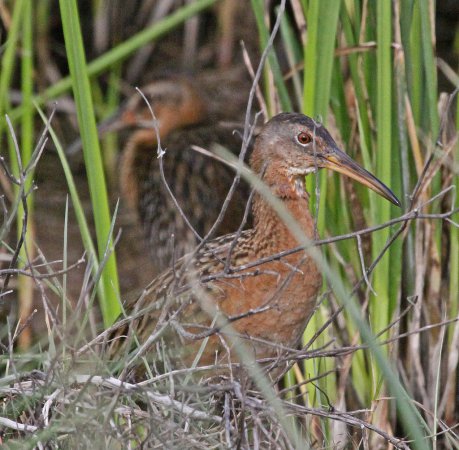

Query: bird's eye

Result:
[297,131,312,146]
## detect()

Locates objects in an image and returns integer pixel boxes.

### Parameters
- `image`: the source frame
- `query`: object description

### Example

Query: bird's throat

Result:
[251,184,315,261]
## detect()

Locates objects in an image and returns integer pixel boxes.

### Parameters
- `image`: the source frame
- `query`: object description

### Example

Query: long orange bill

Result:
[322,145,401,207]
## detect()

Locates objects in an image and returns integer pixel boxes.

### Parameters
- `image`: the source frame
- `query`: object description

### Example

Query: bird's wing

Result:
[106,229,255,358]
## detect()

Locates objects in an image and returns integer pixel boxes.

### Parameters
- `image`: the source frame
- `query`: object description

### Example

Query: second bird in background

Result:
[103,71,253,272]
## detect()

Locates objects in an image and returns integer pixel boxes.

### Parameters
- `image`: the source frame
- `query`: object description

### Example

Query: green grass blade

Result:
[20,0,34,169]
[302,0,319,116]
[370,0,393,346]
[313,0,340,119]
[279,11,303,110]
[0,0,25,154]
[58,0,120,326]
[418,0,439,135]
[16,0,35,349]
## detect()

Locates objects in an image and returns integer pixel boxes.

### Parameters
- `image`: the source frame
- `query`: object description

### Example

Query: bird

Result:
[104,74,252,271]
[106,112,400,379]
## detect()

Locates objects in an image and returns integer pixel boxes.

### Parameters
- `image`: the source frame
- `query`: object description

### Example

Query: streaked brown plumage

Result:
[113,74,252,270]
[107,113,400,379]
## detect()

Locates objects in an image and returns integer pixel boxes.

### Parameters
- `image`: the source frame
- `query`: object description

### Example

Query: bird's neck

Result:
[120,129,158,210]
[251,167,315,259]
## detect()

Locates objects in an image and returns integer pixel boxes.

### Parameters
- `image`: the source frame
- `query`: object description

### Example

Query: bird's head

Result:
[96,78,207,138]
[251,113,400,206]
